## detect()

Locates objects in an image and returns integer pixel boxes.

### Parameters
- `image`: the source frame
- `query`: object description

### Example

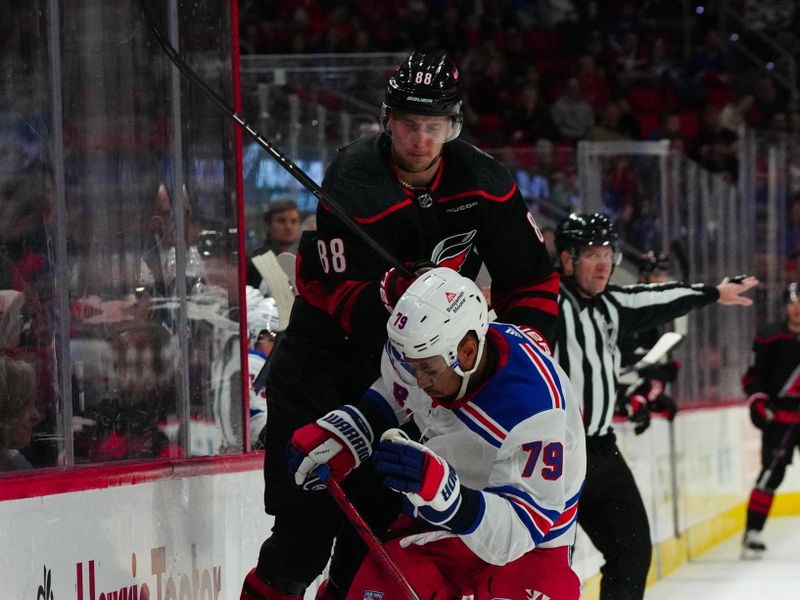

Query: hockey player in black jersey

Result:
[552,213,758,600]
[741,281,800,557]
[240,52,559,600]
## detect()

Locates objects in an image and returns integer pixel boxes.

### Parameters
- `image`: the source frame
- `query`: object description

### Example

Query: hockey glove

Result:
[372,429,482,533]
[623,389,652,435]
[379,260,436,312]
[637,378,679,422]
[287,405,375,491]
[650,392,678,421]
[748,392,774,430]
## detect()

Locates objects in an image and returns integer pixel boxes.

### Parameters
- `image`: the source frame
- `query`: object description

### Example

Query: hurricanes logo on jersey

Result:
[779,363,800,398]
[431,230,477,272]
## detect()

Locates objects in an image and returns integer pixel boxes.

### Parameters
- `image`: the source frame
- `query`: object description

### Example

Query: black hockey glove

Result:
[748,392,774,430]
[650,392,678,421]
[626,392,652,435]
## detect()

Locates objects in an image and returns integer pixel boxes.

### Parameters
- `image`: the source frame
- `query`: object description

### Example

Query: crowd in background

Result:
[240,0,800,261]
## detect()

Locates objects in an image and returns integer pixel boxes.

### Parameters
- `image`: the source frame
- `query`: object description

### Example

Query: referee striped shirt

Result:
[554,280,718,437]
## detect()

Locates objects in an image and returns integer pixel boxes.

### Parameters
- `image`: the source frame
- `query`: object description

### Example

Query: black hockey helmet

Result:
[784,281,799,304]
[555,213,619,255]
[638,250,670,276]
[381,52,463,141]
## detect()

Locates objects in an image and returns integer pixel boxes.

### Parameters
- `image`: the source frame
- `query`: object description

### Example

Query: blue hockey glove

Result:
[372,429,481,532]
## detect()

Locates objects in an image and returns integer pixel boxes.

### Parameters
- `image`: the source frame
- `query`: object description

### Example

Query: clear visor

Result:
[386,342,458,388]
[385,112,461,144]
[576,245,622,266]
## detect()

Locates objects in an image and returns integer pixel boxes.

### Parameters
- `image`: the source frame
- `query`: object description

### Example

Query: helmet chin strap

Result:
[451,335,486,401]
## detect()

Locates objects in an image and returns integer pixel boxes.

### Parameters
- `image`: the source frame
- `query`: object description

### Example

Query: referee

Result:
[553,213,757,600]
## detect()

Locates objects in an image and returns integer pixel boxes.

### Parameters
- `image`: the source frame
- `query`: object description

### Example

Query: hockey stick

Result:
[621,332,684,375]
[324,476,421,600]
[138,0,411,276]
[756,422,799,491]
[251,251,295,331]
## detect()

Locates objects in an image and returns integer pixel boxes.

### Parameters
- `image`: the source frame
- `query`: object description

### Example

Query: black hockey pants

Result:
[256,303,401,591]
[578,433,652,600]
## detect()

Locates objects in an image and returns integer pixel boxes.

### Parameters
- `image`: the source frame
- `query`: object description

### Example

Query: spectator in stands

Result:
[248,200,302,288]
[516,139,554,211]
[261,200,302,256]
[550,166,581,212]
[719,93,756,134]
[695,104,738,178]
[0,357,40,472]
[505,84,555,143]
[752,75,784,126]
[686,29,732,91]
[643,36,684,100]
[614,31,650,89]
[551,77,595,141]
[648,112,683,143]
[587,100,633,141]
[577,54,611,111]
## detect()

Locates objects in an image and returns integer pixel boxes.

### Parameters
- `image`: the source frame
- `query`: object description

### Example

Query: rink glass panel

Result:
[0,0,243,474]
[576,139,783,406]
[238,53,404,252]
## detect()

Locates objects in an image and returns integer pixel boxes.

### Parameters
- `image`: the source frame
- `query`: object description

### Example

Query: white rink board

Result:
[572,404,800,583]
[4,405,800,597]
[0,468,270,600]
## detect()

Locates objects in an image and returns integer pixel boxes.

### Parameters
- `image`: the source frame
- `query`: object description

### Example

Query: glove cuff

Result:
[444,486,485,534]
[317,405,374,466]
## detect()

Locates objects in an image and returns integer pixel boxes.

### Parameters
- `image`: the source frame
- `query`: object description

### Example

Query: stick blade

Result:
[251,251,295,330]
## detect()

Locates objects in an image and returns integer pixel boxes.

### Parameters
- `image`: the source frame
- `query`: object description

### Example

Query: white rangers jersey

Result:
[248,349,268,444]
[366,323,586,566]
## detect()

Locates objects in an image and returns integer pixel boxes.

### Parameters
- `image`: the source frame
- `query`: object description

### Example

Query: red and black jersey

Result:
[742,321,800,417]
[294,133,558,352]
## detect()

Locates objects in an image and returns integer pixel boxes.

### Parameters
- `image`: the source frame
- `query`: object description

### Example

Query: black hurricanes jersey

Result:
[742,321,800,415]
[294,133,559,351]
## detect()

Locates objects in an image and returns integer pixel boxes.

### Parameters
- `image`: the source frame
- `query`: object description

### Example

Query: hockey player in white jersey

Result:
[288,268,586,599]
[246,288,280,448]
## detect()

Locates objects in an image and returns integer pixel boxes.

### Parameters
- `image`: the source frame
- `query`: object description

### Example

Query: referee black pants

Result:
[578,433,652,600]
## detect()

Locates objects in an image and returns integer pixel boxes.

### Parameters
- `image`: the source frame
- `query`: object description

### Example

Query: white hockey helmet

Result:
[247,296,280,346]
[387,267,488,400]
